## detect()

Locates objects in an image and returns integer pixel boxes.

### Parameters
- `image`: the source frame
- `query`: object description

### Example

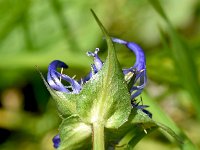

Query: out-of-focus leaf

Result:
[142,93,198,150]
[149,0,200,120]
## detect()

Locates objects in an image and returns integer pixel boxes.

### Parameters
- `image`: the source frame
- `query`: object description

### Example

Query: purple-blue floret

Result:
[131,99,152,118]
[87,48,103,72]
[52,134,60,149]
[112,38,147,99]
[82,48,104,83]
[112,38,150,118]
[47,60,82,94]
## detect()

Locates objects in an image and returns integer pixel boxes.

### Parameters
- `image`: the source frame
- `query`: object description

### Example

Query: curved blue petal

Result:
[47,60,82,93]
[47,60,69,93]
[112,38,147,99]
[52,134,60,149]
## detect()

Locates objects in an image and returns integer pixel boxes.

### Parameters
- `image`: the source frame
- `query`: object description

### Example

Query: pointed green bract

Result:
[76,10,131,128]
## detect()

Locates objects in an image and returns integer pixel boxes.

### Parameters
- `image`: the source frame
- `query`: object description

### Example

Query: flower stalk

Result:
[93,122,105,150]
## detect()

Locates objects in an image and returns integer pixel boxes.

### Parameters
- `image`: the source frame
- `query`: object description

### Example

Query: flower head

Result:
[47,38,146,99]
[47,38,151,148]
[47,38,149,109]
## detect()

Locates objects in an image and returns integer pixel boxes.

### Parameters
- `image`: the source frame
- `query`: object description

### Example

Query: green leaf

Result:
[105,110,156,149]
[118,110,158,148]
[118,126,157,150]
[58,115,92,150]
[114,110,182,149]
[76,10,131,128]
[155,122,182,145]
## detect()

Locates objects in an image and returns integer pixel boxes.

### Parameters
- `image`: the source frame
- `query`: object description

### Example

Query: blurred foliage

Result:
[0,0,199,149]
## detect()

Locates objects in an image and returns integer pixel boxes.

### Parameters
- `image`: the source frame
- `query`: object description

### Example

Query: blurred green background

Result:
[0,0,199,149]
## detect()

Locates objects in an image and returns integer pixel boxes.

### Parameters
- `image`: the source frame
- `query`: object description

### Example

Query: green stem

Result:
[93,122,105,150]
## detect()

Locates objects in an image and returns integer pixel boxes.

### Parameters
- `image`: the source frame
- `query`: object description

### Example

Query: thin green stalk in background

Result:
[148,0,200,120]
[50,0,81,53]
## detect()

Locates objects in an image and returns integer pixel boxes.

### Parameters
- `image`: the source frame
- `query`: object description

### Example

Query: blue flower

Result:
[47,38,146,98]
[47,38,151,148]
